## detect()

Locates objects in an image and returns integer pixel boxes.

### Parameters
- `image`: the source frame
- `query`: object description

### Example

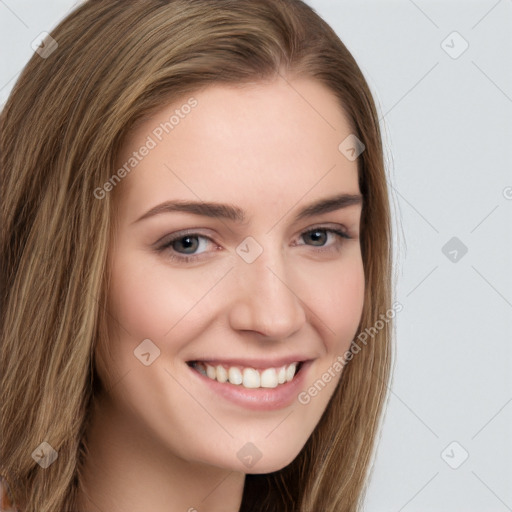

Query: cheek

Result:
[103,249,222,372]
[335,260,365,330]
[302,253,365,351]
[107,249,204,340]
[98,253,175,392]
[295,257,364,412]
[107,260,167,342]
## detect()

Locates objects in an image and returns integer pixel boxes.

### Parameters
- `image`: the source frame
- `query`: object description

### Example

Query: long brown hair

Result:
[0,1,393,510]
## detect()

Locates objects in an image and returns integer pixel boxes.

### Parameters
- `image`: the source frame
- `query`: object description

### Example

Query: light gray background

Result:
[1,1,511,510]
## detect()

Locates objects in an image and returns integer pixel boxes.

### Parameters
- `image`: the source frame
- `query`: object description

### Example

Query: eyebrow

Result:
[132,193,363,225]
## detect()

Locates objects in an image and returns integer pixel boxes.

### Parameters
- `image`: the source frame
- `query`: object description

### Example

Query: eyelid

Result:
[154,227,214,247]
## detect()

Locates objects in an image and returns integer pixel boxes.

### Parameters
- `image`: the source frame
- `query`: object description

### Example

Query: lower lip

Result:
[187,361,312,411]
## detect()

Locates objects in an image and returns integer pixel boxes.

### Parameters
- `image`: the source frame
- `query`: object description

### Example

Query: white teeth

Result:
[243,368,260,388]
[216,364,228,383]
[193,361,300,388]
[260,368,278,388]
[206,364,216,379]
[286,363,297,382]
[228,367,243,385]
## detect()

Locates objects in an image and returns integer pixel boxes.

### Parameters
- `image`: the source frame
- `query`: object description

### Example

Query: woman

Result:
[0,0,394,510]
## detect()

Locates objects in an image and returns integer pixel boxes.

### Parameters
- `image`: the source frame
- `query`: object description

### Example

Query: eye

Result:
[157,231,215,263]
[156,226,352,263]
[297,227,351,249]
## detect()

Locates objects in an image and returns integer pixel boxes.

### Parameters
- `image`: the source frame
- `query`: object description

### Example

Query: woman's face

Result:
[98,76,365,473]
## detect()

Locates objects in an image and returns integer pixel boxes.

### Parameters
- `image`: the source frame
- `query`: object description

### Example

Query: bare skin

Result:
[77,74,365,512]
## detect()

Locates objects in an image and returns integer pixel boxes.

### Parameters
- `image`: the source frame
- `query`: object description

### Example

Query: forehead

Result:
[115,77,360,219]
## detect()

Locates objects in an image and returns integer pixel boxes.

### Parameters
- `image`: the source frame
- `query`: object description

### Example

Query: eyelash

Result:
[156,226,352,264]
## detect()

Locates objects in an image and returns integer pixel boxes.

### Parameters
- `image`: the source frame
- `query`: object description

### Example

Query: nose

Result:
[227,245,307,339]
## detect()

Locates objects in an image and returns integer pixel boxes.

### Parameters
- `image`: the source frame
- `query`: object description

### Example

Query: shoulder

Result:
[0,476,18,512]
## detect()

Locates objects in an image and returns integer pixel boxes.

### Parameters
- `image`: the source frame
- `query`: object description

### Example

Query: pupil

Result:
[309,230,326,245]
[174,236,198,254]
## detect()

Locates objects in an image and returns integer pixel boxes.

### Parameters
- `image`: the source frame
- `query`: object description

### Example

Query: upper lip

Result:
[187,356,312,370]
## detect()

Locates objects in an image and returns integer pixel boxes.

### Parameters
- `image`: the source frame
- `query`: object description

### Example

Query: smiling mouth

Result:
[187,360,305,389]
